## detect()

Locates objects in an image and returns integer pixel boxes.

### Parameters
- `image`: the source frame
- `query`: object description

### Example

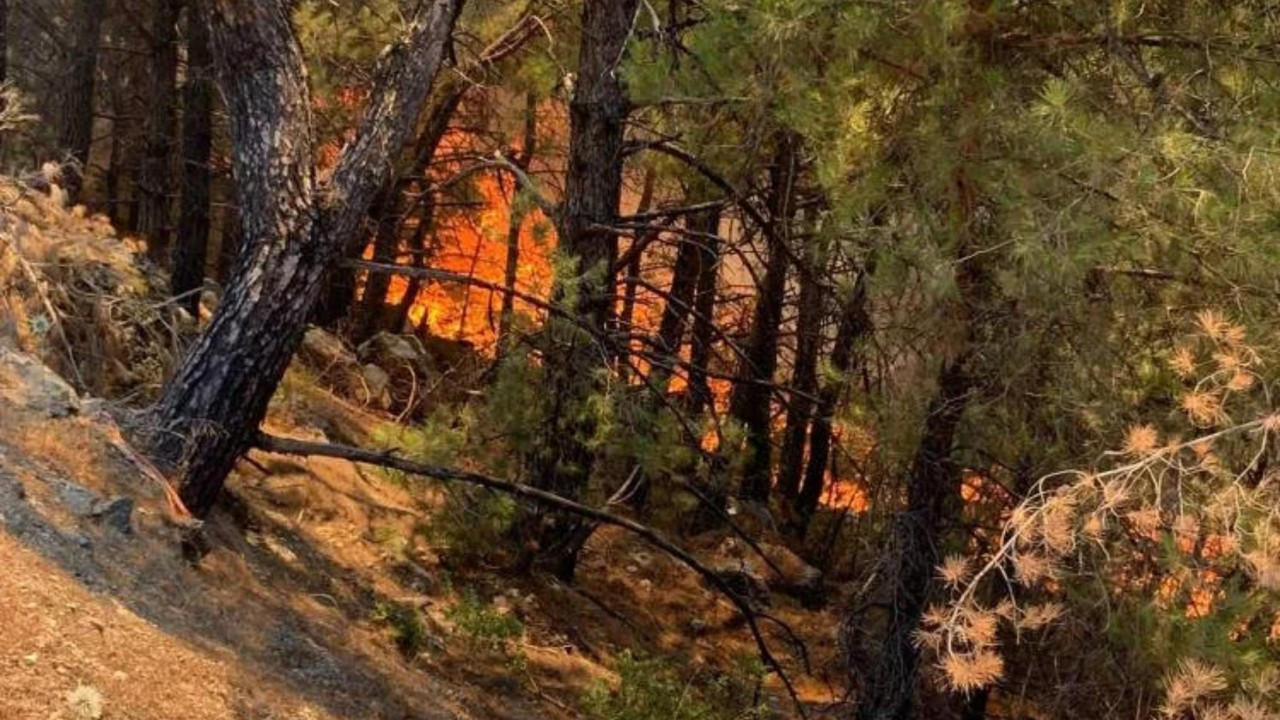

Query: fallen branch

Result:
[253,431,810,717]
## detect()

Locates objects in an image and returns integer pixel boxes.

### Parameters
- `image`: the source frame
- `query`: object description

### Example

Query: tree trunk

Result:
[389,194,436,332]
[170,0,214,316]
[613,168,655,378]
[686,213,721,416]
[496,92,539,356]
[60,0,107,172]
[730,135,798,502]
[146,0,463,518]
[0,0,8,85]
[854,353,973,720]
[520,0,638,582]
[793,269,871,530]
[343,86,463,338]
[650,205,718,392]
[776,250,826,502]
[137,0,182,260]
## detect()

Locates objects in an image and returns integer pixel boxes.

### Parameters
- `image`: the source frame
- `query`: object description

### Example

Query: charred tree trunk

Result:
[138,0,182,259]
[146,0,462,517]
[345,86,463,338]
[170,0,214,316]
[648,204,719,391]
[496,91,538,356]
[0,0,8,86]
[613,168,655,378]
[686,215,721,416]
[854,353,974,720]
[794,269,871,529]
[389,194,436,332]
[777,251,826,502]
[519,0,638,582]
[60,0,107,172]
[730,135,798,502]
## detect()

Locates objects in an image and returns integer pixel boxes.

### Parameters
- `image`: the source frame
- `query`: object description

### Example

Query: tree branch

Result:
[253,431,810,716]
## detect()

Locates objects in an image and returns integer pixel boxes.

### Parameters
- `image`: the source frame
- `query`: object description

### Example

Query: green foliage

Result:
[445,591,524,652]
[582,651,772,720]
[371,601,431,658]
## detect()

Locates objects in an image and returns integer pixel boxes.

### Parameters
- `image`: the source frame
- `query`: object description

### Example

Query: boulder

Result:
[360,363,392,409]
[714,537,824,606]
[298,327,358,374]
[0,346,79,417]
[356,332,438,415]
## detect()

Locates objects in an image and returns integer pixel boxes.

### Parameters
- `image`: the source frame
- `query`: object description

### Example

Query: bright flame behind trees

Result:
[382,171,556,349]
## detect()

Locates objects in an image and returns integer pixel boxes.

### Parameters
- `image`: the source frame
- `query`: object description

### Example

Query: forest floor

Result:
[0,344,842,720]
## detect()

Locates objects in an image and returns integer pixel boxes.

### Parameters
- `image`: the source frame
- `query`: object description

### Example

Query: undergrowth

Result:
[582,651,773,720]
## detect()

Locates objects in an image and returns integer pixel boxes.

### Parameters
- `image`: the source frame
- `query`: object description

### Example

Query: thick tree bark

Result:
[519,0,638,582]
[777,247,826,501]
[60,0,107,171]
[170,0,214,315]
[137,0,182,259]
[794,269,871,529]
[147,0,463,517]
[731,135,798,502]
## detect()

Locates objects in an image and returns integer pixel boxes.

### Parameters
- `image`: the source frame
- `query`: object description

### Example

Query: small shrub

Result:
[371,601,431,658]
[445,591,524,652]
[582,651,772,720]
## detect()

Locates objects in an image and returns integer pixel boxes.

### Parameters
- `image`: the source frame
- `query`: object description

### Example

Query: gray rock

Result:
[360,363,392,408]
[0,347,79,416]
[55,479,100,516]
[90,496,134,535]
[298,327,358,372]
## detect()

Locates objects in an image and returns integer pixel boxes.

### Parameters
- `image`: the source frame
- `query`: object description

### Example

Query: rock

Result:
[55,480,101,516]
[356,332,438,414]
[360,363,392,408]
[358,332,426,366]
[298,327,358,374]
[713,537,824,606]
[708,560,771,607]
[757,542,824,604]
[65,684,104,720]
[0,347,79,417]
[89,497,134,535]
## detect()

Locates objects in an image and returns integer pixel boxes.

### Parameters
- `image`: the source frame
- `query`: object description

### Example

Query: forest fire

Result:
[379,171,557,353]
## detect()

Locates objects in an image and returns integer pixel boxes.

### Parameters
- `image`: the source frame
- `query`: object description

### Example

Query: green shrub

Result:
[445,591,524,652]
[371,601,431,658]
[582,651,772,720]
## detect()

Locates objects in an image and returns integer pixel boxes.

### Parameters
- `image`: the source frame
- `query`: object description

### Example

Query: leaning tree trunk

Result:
[137,0,182,260]
[60,0,107,173]
[170,0,214,315]
[777,249,827,502]
[730,135,798,502]
[518,0,638,582]
[147,0,462,517]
